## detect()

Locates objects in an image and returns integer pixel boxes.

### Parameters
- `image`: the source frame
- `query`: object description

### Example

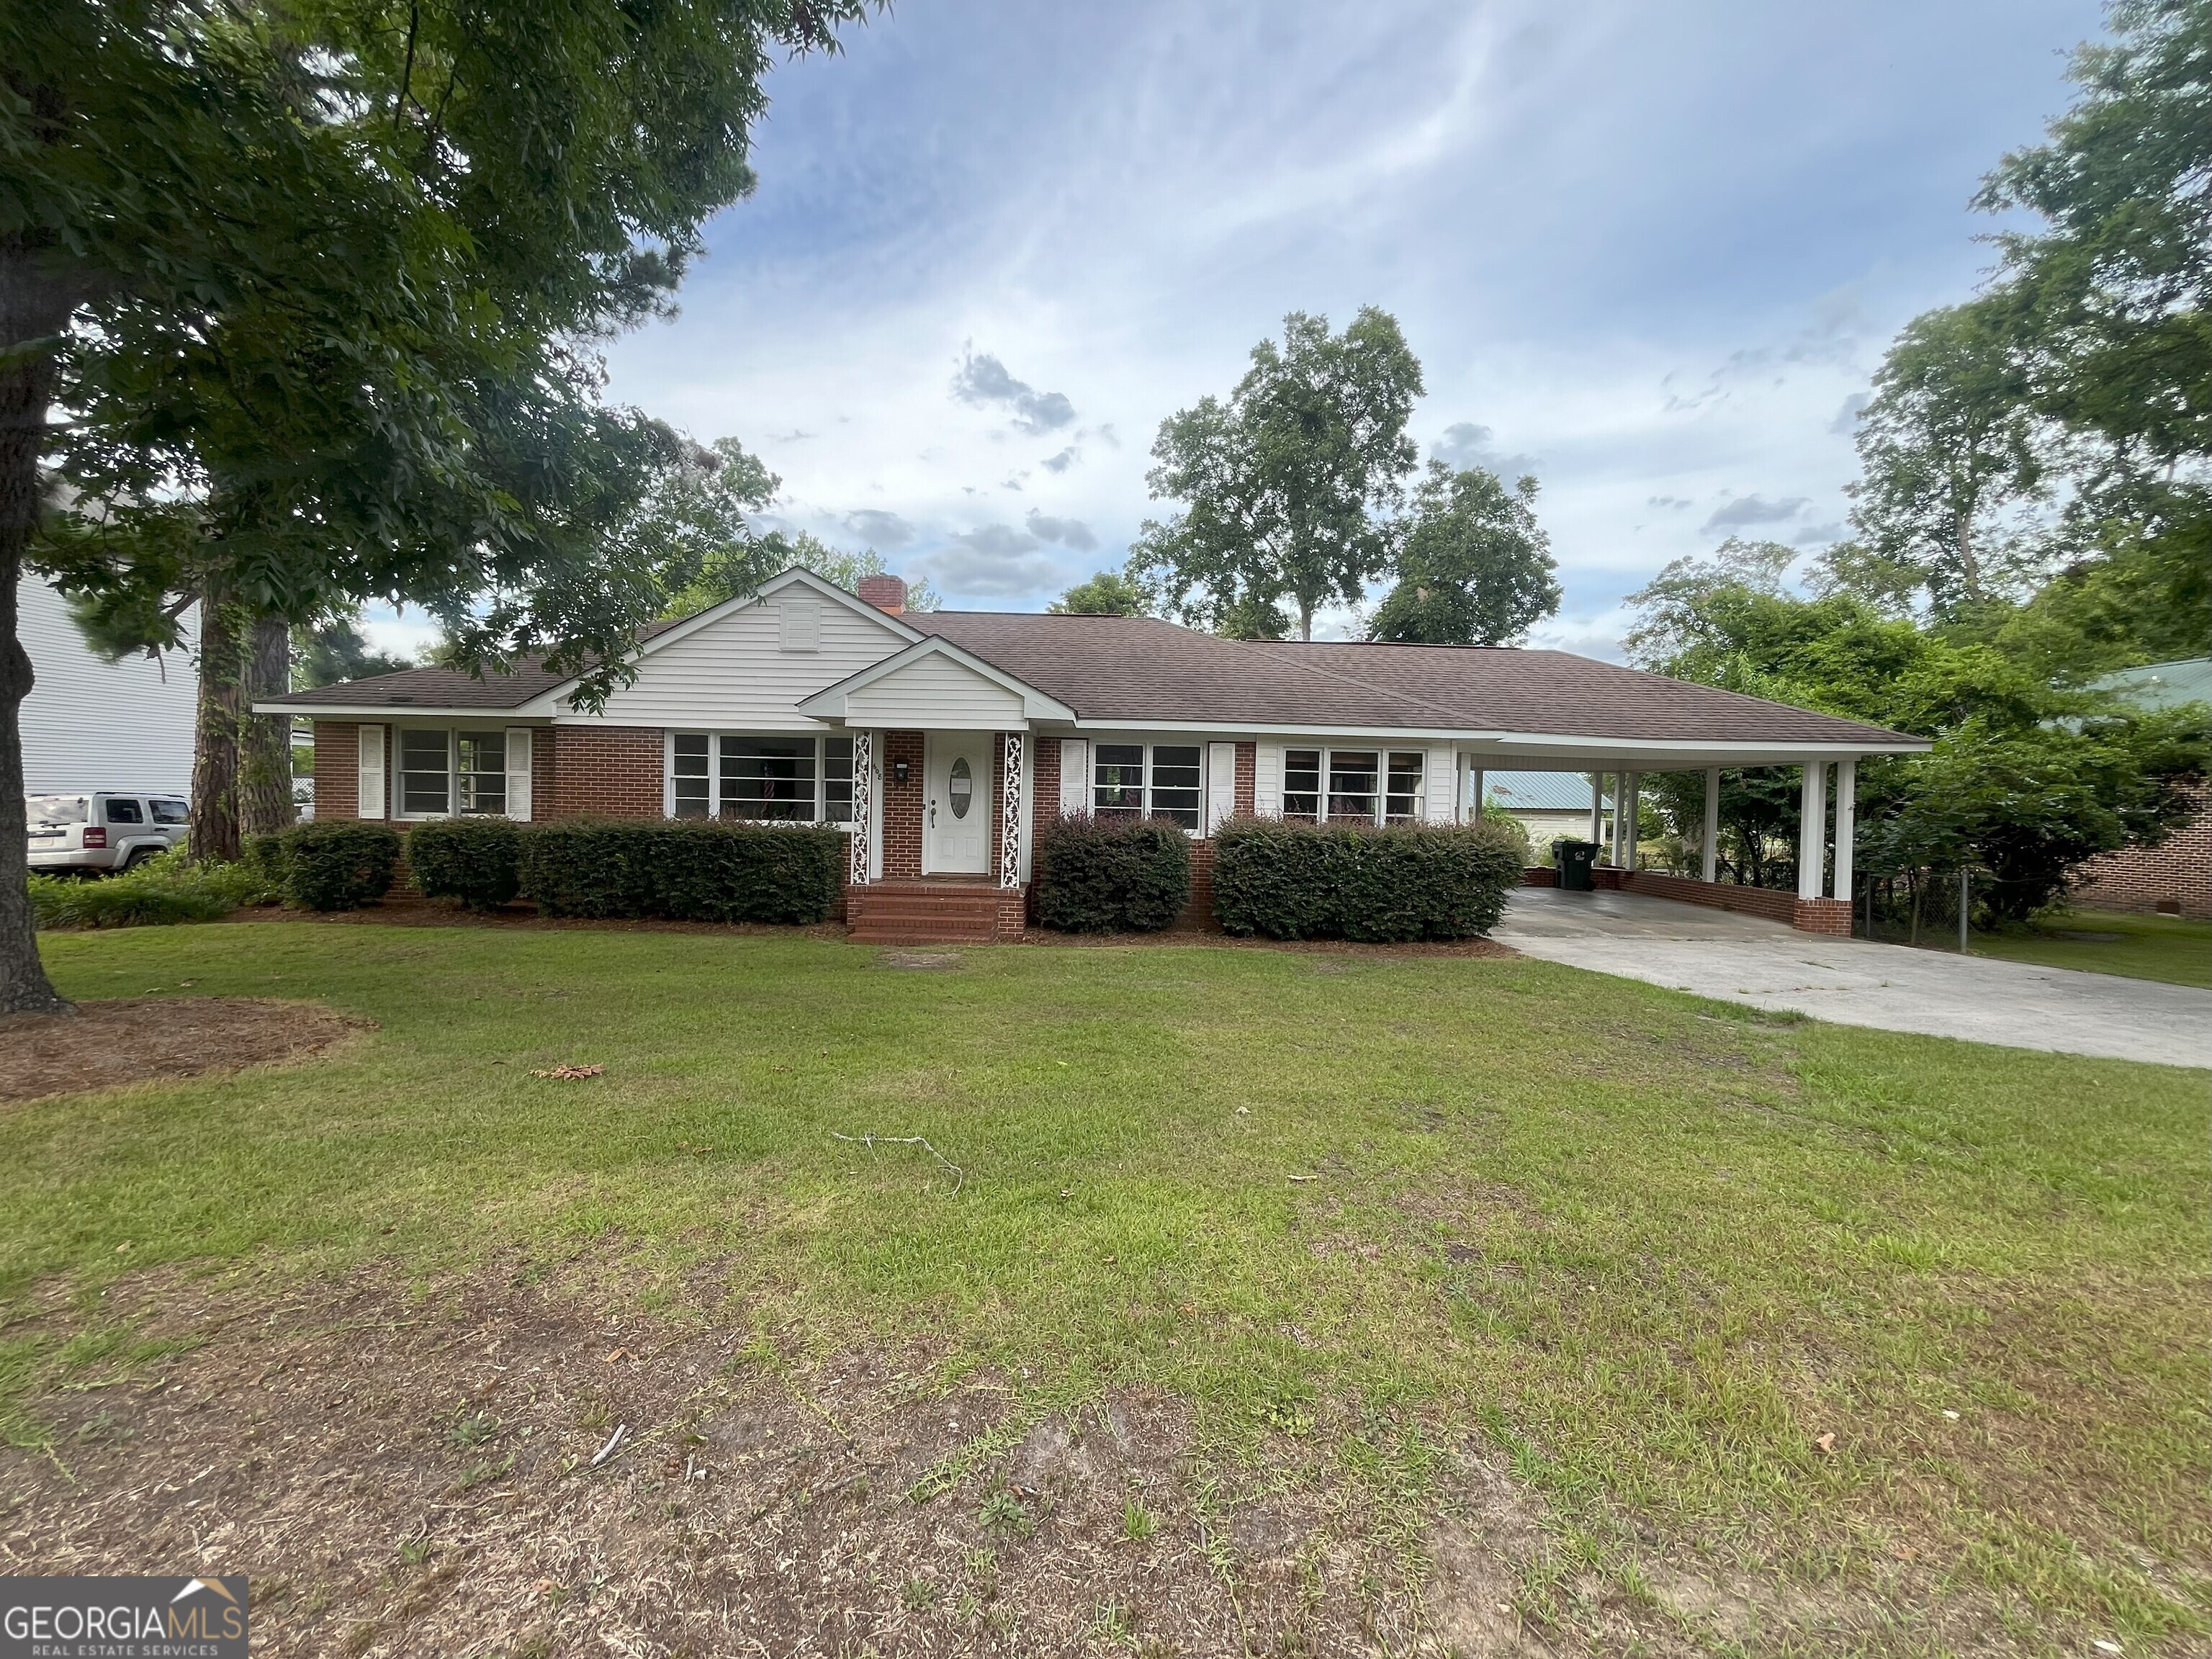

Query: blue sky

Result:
[376,0,2107,658]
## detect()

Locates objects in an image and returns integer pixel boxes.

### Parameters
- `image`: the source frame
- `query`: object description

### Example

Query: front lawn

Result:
[1973,907,2211,988]
[1,923,2204,1655]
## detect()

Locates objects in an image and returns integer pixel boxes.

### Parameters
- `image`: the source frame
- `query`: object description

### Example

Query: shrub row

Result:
[1033,815,1192,932]
[1210,816,1524,942]
[28,848,280,930]
[517,819,845,922]
[247,822,402,912]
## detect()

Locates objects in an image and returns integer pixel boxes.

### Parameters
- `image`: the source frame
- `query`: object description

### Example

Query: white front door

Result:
[924,732,992,875]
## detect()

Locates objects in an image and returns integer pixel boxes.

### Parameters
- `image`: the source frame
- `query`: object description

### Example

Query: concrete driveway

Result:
[1492,887,2211,1069]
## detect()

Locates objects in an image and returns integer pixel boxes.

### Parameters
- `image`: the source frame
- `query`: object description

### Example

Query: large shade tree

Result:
[1130,309,1423,642]
[1,0,866,1014]
[1367,461,1560,646]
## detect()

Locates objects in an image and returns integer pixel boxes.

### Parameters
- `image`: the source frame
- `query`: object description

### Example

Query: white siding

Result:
[19,574,197,793]
[588,596,904,732]
[1424,744,1456,823]
[844,652,1027,729]
[1254,742,1283,817]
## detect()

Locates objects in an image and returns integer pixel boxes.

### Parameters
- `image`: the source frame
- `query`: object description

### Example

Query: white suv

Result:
[27,792,191,873]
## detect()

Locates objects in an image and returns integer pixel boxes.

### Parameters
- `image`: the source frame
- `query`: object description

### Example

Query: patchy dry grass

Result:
[0,923,2203,1655]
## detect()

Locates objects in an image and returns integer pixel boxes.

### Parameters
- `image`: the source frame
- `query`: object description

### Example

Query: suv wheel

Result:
[122,846,158,870]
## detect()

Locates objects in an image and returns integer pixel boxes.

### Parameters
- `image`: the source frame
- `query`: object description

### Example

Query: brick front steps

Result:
[846,880,1027,944]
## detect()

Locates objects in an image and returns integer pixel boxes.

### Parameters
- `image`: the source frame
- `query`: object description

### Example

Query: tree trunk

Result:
[0,238,76,1015]
[238,611,295,837]
[1298,600,1313,642]
[191,578,243,864]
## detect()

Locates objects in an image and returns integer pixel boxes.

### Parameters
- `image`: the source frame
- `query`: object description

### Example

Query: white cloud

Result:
[601,0,2100,631]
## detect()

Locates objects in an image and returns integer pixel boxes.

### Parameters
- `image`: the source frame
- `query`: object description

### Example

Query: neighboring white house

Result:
[1485,770,1606,852]
[18,573,197,794]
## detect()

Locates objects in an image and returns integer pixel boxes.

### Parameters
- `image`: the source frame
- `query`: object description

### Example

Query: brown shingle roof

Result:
[279,619,683,710]
[909,613,1912,745]
[281,602,1914,747]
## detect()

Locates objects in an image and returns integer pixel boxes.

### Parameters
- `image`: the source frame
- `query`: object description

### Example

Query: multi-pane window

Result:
[1385,752,1425,824]
[1284,750,1323,821]
[720,737,816,820]
[824,737,855,823]
[1150,746,1201,829]
[456,732,507,815]
[400,729,506,817]
[400,729,452,815]
[1093,742,1202,830]
[1282,747,1422,825]
[671,734,853,822]
[1094,744,1146,816]
[673,733,711,818]
[1327,750,1379,821]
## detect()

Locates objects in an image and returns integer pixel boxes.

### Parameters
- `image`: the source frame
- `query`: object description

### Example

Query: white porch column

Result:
[1622,771,1641,868]
[1701,768,1720,884]
[1588,772,1605,843]
[1797,761,1828,902]
[999,731,1025,889]
[1832,757,1856,901]
[1469,765,1485,824]
[847,729,875,886]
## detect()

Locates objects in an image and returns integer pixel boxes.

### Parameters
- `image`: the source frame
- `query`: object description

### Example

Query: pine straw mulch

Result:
[0,998,372,1105]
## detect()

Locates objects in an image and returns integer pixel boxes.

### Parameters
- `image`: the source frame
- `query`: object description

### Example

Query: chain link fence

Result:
[1856,866,1979,950]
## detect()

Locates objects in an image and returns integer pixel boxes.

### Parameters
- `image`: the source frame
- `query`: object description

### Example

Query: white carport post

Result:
[1797,761,1829,902]
[1833,757,1856,901]
[1701,768,1721,884]
[1468,763,1484,824]
[1588,773,1604,844]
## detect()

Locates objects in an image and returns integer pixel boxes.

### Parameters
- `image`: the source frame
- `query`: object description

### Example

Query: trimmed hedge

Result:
[1033,814,1192,932]
[273,821,402,911]
[517,819,845,923]
[408,817,523,909]
[1211,816,1524,942]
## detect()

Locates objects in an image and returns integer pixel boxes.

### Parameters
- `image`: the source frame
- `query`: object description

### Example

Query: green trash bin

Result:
[1552,838,1598,891]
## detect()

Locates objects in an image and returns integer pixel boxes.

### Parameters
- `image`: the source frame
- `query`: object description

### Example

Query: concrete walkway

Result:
[1492,887,2211,1069]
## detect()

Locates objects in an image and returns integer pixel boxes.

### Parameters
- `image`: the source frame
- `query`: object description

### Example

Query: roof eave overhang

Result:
[1043,715,1925,757]
[254,702,549,719]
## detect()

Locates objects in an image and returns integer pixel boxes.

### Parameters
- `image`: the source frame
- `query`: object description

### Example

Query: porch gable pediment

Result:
[799,637,1074,729]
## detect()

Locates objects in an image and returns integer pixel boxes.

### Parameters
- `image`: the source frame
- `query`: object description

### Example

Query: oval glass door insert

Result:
[948,756,974,818]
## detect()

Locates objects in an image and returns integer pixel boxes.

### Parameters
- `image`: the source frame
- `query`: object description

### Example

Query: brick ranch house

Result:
[256,568,1930,943]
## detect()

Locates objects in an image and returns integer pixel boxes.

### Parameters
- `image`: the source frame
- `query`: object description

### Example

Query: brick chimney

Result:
[857,575,906,616]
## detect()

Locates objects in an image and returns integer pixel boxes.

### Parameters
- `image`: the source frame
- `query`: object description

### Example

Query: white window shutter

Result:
[1205,742,1237,834]
[1425,745,1456,823]
[1254,743,1284,817]
[356,724,386,819]
[1058,739,1089,815]
[505,727,533,822]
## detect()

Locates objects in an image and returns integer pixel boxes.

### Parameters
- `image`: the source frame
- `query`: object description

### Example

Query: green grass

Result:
[4,923,2207,1649]
[1974,908,2211,988]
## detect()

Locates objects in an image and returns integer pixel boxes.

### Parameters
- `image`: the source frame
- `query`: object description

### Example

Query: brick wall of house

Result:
[2067,784,2211,919]
[1032,736,1061,830]
[1234,742,1256,817]
[549,727,662,819]
[313,721,363,818]
[882,730,925,878]
[1177,839,1220,931]
[529,730,558,822]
